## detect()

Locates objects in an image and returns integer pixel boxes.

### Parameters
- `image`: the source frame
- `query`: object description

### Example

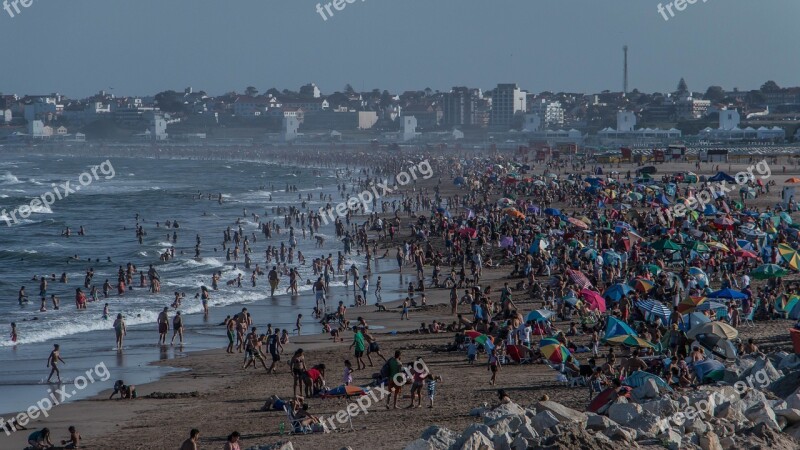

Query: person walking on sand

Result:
[157,307,169,345]
[488,347,500,386]
[349,326,367,370]
[385,350,403,409]
[171,311,184,345]
[180,428,200,450]
[401,297,410,320]
[47,344,65,383]
[113,314,126,350]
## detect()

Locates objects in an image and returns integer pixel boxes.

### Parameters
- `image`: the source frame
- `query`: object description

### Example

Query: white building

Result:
[522,114,542,132]
[698,109,785,142]
[616,111,636,132]
[282,116,299,142]
[491,84,526,127]
[719,109,740,130]
[530,99,565,127]
[402,116,420,141]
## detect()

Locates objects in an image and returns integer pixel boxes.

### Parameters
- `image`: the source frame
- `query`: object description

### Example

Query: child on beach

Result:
[467,340,477,364]
[295,314,303,336]
[102,303,109,320]
[488,348,500,385]
[61,425,81,449]
[401,298,410,320]
[425,373,443,408]
[10,322,17,343]
[343,360,353,386]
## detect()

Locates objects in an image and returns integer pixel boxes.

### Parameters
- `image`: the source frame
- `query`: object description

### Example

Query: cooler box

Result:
[790,328,800,354]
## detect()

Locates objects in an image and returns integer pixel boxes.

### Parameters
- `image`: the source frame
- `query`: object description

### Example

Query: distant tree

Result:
[344,84,355,95]
[677,78,688,93]
[760,80,781,93]
[380,90,393,109]
[245,86,259,97]
[747,90,766,105]
[704,86,725,102]
[154,90,187,114]
[265,88,281,97]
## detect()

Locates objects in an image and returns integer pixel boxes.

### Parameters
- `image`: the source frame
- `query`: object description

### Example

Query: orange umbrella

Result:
[786,177,800,184]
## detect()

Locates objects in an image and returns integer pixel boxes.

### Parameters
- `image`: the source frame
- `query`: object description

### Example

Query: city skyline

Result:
[1,0,798,97]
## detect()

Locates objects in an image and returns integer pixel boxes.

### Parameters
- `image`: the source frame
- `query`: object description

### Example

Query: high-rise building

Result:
[442,87,477,127]
[491,83,526,127]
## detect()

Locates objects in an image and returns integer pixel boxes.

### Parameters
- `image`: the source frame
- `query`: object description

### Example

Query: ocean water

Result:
[0,152,402,416]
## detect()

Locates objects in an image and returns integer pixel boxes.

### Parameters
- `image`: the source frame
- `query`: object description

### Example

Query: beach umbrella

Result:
[627,192,643,201]
[526,309,556,323]
[687,240,710,253]
[707,241,731,253]
[474,334,495,350]
[734,249,759,259]
[603,283,634,302]
[579,248,597,260]
[527,205,540,214]
[736,239,754,251]
[688,267,708,288]
[623,371,672,391]
[504,208,526,219]
[636,299,671,323]
[567,217,588,229]
[751,264,789,280]
[498,198,514,207]
[786,177,800,184]
[603,317,638,340]
[694,360,726,383]
[453,176,465,186]
[566,269,593,289]
[651,238,681,252]
[540,342,571,364]
[694,334,738,362]
[781,296,800,316]
[458,228,478,239]
[579,289,607,312]
[544,208,561,216]
[539,337,561,347]
[686,321,738,340]
[630,278,655,293]
[707,288,747,300]
[464,330,482,339]
[778,244,800,270]
[645,264,662,276]
[677,296,708,314]
[713,217,735,230]
[546,173,558,179]
[602,250,621,266]
[606,334,655,349]
[533,180,546,186]
[683,312,711,332]
[694,300,728,312]
[499,236,515,249]
[780,212,793,225]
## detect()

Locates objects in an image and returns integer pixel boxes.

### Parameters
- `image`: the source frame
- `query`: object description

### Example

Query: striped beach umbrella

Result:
[606,334,655,349]
[778,244,800,270]
[630,278,656,293]
[751,264,788,280]
[540,343,571,364]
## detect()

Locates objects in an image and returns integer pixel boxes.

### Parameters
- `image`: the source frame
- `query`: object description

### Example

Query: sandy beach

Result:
[3,156,800,450]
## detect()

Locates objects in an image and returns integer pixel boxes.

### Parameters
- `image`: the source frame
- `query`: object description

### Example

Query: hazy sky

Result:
[2,0,798,97]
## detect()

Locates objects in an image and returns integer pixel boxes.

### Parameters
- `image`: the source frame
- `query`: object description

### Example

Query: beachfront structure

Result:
[522,114,542,132]
[402,116,420,141]
[491,84,526,128]
[698,109,786,142]
[597,110,681,143]
[282,116,300,142]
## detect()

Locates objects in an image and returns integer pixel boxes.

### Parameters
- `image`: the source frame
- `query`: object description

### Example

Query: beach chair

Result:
[284,405,312,435]
[742,302,758,327]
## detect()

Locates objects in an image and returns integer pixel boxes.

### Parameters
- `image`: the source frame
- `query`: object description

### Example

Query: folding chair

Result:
[283,405,311,435]
[742,302,758,327]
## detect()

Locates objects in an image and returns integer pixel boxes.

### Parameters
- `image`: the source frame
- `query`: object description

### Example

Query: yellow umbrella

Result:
[707,241,730,253]
[778,244,800,270]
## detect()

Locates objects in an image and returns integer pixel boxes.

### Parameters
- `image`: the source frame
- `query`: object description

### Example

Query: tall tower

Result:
[623,45,629,94]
